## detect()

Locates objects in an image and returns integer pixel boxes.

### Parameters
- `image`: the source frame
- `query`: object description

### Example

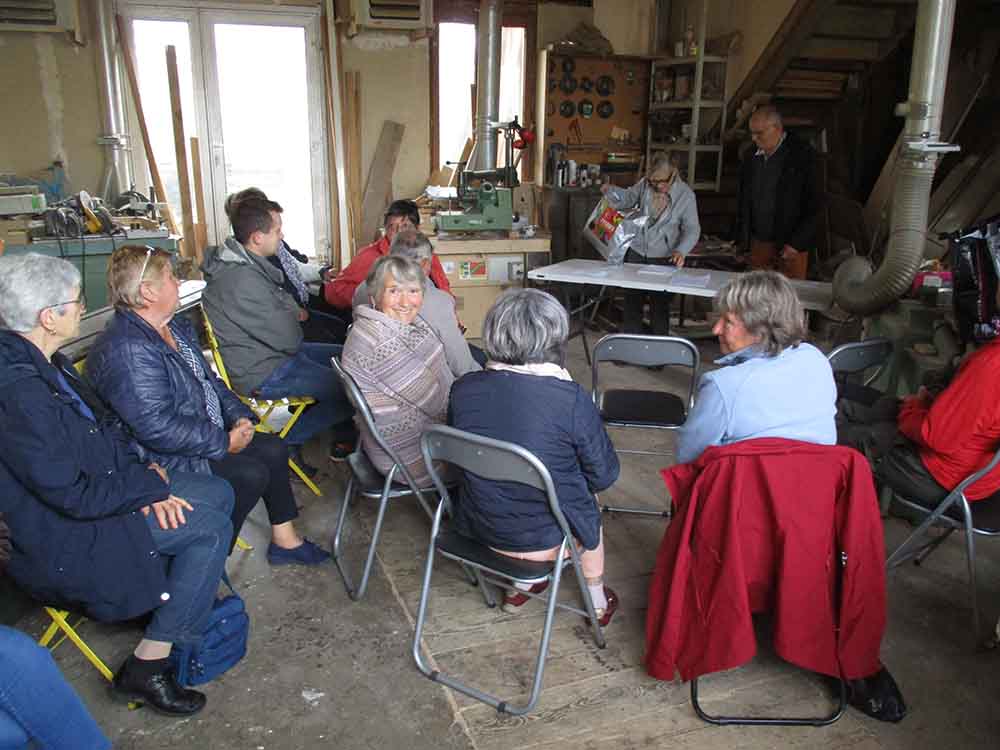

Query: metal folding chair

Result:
[885,447,1000,642]
[827,337,893,406]
[329,357,439,601]
[201,310,323,497]
[591,333,699,517]
[412,424,607,716]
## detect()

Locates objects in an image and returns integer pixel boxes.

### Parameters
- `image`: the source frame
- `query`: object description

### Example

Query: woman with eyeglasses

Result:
[600,150,701,336]
[86,245,329,567]
[0,252,234,716]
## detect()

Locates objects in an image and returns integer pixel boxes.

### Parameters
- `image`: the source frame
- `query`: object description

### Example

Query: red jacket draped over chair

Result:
[645,439,886,683]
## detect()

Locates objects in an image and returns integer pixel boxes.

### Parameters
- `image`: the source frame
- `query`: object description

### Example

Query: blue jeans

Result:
[255,343,354,446]
[144,471,234,647]
[0,626,110,750]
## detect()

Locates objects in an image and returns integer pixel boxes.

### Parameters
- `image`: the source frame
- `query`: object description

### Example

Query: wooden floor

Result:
[333,336,1000,750]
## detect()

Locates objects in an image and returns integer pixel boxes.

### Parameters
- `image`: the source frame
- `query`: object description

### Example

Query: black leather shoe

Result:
[846,666,907,723]
[111,657,206,716]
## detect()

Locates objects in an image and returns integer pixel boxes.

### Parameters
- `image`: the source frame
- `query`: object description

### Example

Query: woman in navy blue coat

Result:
[448,289,621,625]
[0,253,233,716]
[87,245,328,566]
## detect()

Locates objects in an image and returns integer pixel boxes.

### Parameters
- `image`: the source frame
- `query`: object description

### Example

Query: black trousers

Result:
[209,432,298,550]
[875,443,950,509]
[622,250,672,335]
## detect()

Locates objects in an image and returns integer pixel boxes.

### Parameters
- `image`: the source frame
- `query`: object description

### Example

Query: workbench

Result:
[430,234,552,338]
[4,233,179,310]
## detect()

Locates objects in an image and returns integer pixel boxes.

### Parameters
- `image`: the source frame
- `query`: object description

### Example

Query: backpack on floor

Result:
[169,574,249,686]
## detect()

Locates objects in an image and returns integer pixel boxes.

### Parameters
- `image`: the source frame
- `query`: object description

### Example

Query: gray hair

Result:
[482,288,569,366]
[366,255,426,305]
[716,270,806,356]
[751,104,783,128]
[0,253,81,333]
[389,229,434,264]
[647,150,678,180]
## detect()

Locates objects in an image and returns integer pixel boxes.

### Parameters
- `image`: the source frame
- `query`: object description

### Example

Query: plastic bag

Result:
[584,189,645,265]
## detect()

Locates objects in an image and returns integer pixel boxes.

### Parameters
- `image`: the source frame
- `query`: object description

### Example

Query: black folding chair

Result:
[330,357,440,601]
[591,333,699,517]
[411,425,607,715]
[827,337,893,407]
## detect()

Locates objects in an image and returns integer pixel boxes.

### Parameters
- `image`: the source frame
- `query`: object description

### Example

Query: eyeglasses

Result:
[45,291,87,311]
[648,177,674,188]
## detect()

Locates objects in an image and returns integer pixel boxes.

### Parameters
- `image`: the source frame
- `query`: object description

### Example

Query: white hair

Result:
[0,253,81,333]
[716,270,806,355]
[389,230,434,263]
[366,255,426,304]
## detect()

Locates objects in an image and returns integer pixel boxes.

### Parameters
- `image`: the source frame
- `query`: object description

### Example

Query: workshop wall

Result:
[0,7,104,195]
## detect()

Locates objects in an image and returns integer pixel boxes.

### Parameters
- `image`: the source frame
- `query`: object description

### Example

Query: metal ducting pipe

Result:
[95,0,130,201]
[467,0,503,172]
[833,0,957,315]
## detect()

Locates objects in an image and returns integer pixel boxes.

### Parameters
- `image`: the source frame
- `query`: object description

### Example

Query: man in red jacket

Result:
[324,200,452,309]
[877,336,1000,508]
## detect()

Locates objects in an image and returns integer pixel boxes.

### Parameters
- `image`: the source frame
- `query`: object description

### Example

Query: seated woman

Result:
[86,245,328,566]
[0,253,234,716]
[341,255,453,486]
[448,289,621,624]
[677,270,837,463]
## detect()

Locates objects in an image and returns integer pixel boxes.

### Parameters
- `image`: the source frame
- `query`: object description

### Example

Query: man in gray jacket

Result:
[201,196,354,464]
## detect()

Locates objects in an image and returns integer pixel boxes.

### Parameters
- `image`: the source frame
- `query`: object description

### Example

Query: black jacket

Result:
[736,131,820,253]
[0,331,170,621]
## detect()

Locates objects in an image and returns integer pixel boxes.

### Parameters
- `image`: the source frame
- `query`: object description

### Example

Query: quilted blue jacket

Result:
[0,331,170,621]
[86,309,253,475]
[448,370,620,551]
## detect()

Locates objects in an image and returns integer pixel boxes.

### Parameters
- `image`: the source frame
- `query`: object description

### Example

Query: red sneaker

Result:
[501,580,549,613]
[589,586,619,628]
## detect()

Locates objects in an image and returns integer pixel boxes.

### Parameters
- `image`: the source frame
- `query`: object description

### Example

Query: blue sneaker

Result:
[266,538,331,566]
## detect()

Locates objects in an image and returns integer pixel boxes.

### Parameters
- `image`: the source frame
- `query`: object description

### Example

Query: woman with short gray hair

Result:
[449,289,622,626]
[342,255,454,485]
[676,269,836,463]
[0,253,235,716]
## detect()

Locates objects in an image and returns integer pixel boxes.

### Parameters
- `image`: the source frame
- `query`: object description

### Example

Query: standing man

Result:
[324,199,452,310]
[201,196,355,467]
[736,105,820,280]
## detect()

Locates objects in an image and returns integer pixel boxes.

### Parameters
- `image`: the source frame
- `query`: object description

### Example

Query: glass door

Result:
[121,3,329,256]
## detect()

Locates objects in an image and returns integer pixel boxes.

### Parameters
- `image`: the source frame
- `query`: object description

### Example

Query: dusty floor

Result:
[26,331,1000,749]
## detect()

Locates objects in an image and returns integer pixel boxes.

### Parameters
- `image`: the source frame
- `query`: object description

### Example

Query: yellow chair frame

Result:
[39,607,113,681]
[201,311,323,497]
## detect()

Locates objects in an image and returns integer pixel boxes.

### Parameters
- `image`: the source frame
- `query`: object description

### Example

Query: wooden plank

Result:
[817,5,897,39]
[115,14,178,236]
[359,120,405,245]
[323,0,352,269]
[166,45,197,264]
[343,70,363,255]
[319,1,342,268]
[189,136,209,258]
[800,37,882,62]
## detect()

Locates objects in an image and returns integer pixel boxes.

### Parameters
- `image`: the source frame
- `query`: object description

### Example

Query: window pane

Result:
[498,26,526,177]
[213,23,316,255]
[132,19,198,223]
[438,22,476,171]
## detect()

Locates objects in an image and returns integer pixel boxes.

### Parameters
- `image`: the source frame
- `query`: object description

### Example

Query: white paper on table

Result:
[579,268,612,278]
[672,271,711,288]
[426,186,458,199]
[637,265,678,277]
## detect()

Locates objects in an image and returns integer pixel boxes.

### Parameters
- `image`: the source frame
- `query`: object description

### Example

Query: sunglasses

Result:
[46,290,87,311]
[137,246,155,284]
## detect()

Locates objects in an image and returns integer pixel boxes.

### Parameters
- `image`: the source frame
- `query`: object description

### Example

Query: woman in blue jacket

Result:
[87,245,328,566]
[0,253,234,716]
[448,289,621,626]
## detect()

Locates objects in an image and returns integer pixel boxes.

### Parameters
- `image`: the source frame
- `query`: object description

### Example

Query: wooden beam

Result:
[816,6,897,39]
[189,137,209,258]
[115,14,178,236]
[319,2,342,268]
[323,0,352,268]
[800,37,882,62]
[359,120,405,246]
[166,45,197,266]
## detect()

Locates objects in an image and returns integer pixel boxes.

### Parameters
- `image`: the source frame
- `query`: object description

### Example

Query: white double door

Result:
[120,2,329,257]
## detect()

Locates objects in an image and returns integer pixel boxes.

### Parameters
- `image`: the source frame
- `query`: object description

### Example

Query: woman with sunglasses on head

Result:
[601,151,701,336]
[86,245,329,567]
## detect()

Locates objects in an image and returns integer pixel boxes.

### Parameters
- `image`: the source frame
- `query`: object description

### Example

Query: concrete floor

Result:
[31,331,1000,749]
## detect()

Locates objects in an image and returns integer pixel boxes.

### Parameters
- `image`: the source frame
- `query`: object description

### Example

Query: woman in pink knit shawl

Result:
[341,255,454,486]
